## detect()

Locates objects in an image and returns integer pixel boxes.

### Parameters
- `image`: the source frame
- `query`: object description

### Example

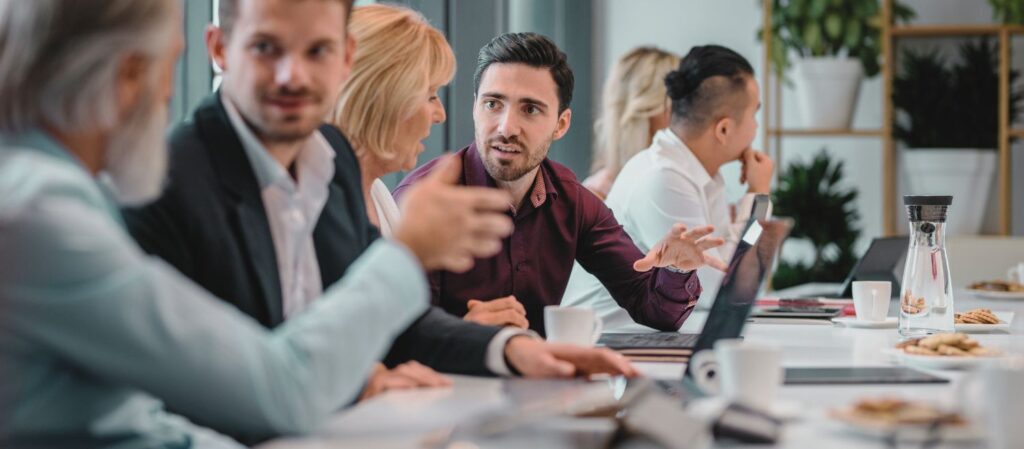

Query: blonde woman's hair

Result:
[332,4,454,162]
[591,47,680,176]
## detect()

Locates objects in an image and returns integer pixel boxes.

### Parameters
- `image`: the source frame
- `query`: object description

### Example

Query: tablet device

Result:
[784,367,948,385]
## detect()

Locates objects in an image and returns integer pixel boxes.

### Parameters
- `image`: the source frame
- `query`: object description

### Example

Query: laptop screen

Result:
[686,219,792,370]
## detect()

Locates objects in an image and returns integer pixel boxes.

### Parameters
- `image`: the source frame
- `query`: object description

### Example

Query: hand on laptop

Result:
[358,362,452,402]
[394,155,514,273]
[504,336,638,378]
[464,296,529,328]
[739,148,773,194]
[633,224,728,273]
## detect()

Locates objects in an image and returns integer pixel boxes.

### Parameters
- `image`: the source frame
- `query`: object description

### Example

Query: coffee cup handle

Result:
[590,316,604,345]
[689,349,720,395]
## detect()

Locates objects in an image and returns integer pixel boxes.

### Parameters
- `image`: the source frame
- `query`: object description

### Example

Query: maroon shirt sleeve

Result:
[574,189,702,331]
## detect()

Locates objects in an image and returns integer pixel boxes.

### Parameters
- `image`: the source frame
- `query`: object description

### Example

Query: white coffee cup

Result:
[544,306,603,346]
[852,281,891,322]
[690,339,783,412]
[982,356,1024,449]
[1007,262,1024,284]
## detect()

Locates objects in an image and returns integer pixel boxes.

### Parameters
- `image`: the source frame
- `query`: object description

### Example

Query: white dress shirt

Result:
[368,177,538,375]
[223,97,334,319]
[0,129,429,447]
[562,129,768,331]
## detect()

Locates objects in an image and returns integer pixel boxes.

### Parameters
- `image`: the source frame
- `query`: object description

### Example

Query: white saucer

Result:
[831,316,897,329]
[965,288,1024,300]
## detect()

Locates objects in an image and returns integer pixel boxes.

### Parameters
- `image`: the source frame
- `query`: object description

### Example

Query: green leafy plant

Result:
[893,38,1023,149]
[757,0,915,78]
[989,0,1024,24]
[772,149,861,290]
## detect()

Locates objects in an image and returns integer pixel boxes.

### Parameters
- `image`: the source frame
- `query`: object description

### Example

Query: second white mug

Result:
[690,339,783,412]
[852,281,891,322]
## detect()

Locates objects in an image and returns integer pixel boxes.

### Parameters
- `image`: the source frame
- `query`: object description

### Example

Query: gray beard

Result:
[103,92,169,206]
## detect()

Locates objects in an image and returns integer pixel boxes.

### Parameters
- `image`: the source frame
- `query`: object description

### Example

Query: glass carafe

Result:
[898,195,955,337]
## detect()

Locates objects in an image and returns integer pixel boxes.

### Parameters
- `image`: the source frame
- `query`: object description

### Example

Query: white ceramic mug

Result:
[1008,262,1024,284]
[852,281,891,322]
[544,306,603,346]
[689,339,783,412]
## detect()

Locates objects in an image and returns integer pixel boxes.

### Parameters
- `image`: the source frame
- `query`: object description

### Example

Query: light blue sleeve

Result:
[0,193,428,438]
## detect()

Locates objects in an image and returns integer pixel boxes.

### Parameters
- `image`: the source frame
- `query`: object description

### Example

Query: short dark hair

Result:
[665,44,754,128]
[219,0,355,35]
[473,32,574,114]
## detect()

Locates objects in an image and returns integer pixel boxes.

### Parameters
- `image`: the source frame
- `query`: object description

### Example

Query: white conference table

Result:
[260,289,1024,449]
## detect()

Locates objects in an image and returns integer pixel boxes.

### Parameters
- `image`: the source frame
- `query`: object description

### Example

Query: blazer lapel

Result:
[194,94,285,325]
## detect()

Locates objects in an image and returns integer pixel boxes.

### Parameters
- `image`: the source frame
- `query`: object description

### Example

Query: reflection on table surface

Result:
[260,288,1024,449]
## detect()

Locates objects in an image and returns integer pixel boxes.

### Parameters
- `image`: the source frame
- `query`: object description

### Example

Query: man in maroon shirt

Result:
[394,33,727,335]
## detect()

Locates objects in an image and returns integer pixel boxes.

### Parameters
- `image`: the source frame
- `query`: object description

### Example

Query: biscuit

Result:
[903,345,939,356]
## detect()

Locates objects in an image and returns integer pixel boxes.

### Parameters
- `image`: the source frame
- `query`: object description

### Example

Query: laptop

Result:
[598,217,793,360]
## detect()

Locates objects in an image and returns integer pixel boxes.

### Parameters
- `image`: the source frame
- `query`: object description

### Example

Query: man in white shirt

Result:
[563,44,775,330]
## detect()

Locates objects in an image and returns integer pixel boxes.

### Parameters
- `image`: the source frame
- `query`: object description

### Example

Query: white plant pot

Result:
[900,149,997,236]
[792,57,864,129]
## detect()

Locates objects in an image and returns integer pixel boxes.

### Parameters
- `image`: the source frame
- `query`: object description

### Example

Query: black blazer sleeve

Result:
[383,307,501,376]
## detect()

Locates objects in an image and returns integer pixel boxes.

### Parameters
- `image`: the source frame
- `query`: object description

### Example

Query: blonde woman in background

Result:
[332,4,452,236]
[583,47,680,199]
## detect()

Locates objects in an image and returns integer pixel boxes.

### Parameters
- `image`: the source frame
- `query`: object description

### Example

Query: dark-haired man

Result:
[394,33,728,335]
[564,45,775,329]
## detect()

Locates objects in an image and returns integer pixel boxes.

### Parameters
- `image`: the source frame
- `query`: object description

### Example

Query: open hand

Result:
[393,155,513,273]
[633,223,727,273]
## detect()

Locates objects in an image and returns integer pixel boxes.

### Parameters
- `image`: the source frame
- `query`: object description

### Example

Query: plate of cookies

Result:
[966,280,1024,300]
[954,308,1012,333]
[829,397,982,442]
[887,333,1004,370]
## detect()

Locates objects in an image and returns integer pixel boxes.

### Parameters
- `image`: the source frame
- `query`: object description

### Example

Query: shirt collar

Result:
[221,93,335,192]
[653,128,716,189]
[464,142,557,212]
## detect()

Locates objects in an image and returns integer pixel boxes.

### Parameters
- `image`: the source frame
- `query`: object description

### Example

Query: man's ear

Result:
[206,24,227,73]
[115,54,147,119]
[713,116,732,145]
[553,108,572,141]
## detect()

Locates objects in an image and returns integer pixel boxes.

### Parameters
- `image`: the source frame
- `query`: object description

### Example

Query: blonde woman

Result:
[584,47,680,199]
[332,4,452,237]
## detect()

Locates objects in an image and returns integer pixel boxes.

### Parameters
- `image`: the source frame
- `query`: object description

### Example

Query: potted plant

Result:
[772,149,862,290]
[894,38,1023,235]
[758,0,915,129]
[989,0,1024,24]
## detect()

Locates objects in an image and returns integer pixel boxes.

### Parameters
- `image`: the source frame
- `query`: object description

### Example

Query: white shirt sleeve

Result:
[484,327,542,376]
[0,194,429,438]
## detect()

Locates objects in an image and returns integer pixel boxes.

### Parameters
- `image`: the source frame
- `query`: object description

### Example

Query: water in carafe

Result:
[898,196,955,337]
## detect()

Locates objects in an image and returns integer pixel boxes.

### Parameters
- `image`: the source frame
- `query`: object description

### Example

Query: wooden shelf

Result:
[1010,128,1024,138]
[767,128,885,137]
[892,24,1024,37]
